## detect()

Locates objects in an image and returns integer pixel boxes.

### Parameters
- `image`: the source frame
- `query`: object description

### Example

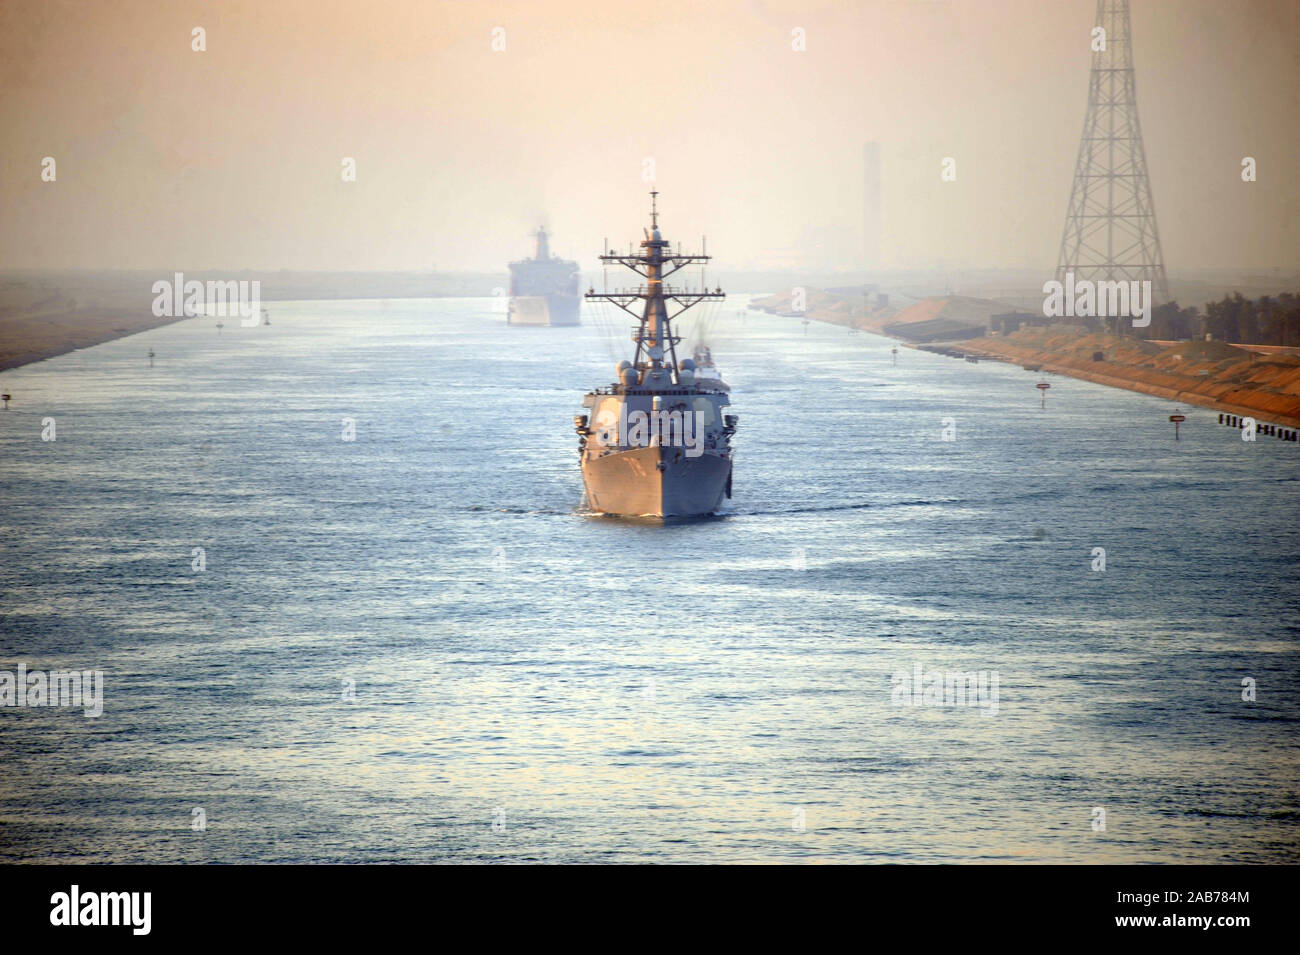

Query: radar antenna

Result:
[586,191,724,388]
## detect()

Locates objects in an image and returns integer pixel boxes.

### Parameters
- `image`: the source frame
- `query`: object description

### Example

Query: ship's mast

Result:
[586,191,724,389]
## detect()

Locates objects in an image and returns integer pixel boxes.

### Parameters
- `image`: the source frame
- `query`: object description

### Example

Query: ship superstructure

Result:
[691,344,729,391]
[574,192,737,517]
[508,227,581,326]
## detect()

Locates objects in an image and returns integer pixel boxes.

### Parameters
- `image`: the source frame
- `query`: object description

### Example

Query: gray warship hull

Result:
[508,293,581,327]
[582,445,731,517]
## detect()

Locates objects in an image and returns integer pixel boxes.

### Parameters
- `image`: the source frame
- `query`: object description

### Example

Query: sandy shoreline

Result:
[941,328,1300,430]
[0,271,500,373]
[750,292,1300,431]
[0,310,189,373]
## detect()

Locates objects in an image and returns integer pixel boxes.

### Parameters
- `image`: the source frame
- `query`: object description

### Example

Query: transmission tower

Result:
[1056,0,1170,308]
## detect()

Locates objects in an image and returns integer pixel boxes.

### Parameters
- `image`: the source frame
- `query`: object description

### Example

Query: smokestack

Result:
[863,142,881,268]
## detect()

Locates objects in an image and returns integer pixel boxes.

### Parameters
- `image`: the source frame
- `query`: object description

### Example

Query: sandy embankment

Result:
[750,287,897,331]
[953,327,1300,429]
[0,274,187,372]
[752,288,1300,429]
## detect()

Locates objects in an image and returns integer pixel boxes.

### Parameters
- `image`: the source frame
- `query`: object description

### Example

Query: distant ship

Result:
[508,227,581,326]
[575,192,738,517]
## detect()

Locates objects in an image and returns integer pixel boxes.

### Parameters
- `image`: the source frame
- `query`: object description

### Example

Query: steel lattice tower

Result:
[1056,0,1170,307]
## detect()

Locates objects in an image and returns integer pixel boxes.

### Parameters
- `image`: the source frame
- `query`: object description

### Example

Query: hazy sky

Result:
[1,0,1296,272]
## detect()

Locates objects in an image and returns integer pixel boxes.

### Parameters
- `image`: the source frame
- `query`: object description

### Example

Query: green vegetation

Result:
[1139,292,1300,346]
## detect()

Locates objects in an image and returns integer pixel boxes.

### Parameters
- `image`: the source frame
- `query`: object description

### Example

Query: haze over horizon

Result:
[1,0,1296,274]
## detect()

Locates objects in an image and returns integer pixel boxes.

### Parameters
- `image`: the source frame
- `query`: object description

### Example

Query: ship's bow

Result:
[582,446,730,517]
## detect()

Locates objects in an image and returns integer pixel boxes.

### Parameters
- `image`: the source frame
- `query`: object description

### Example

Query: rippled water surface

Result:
[1,297,1298,863]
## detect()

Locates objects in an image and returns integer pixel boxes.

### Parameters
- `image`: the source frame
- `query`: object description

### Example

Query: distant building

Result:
[863,142,881,268]
[991,312,1044,335]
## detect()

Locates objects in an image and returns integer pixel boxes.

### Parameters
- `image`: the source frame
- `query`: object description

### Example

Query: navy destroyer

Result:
[508,227,581,326]
[574,192,737,517]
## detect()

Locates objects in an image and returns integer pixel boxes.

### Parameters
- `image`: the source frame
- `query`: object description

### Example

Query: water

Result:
[1,297,1297,863]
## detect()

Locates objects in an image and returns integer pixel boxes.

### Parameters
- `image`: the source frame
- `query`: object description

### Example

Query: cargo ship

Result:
[507,227,581,326]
